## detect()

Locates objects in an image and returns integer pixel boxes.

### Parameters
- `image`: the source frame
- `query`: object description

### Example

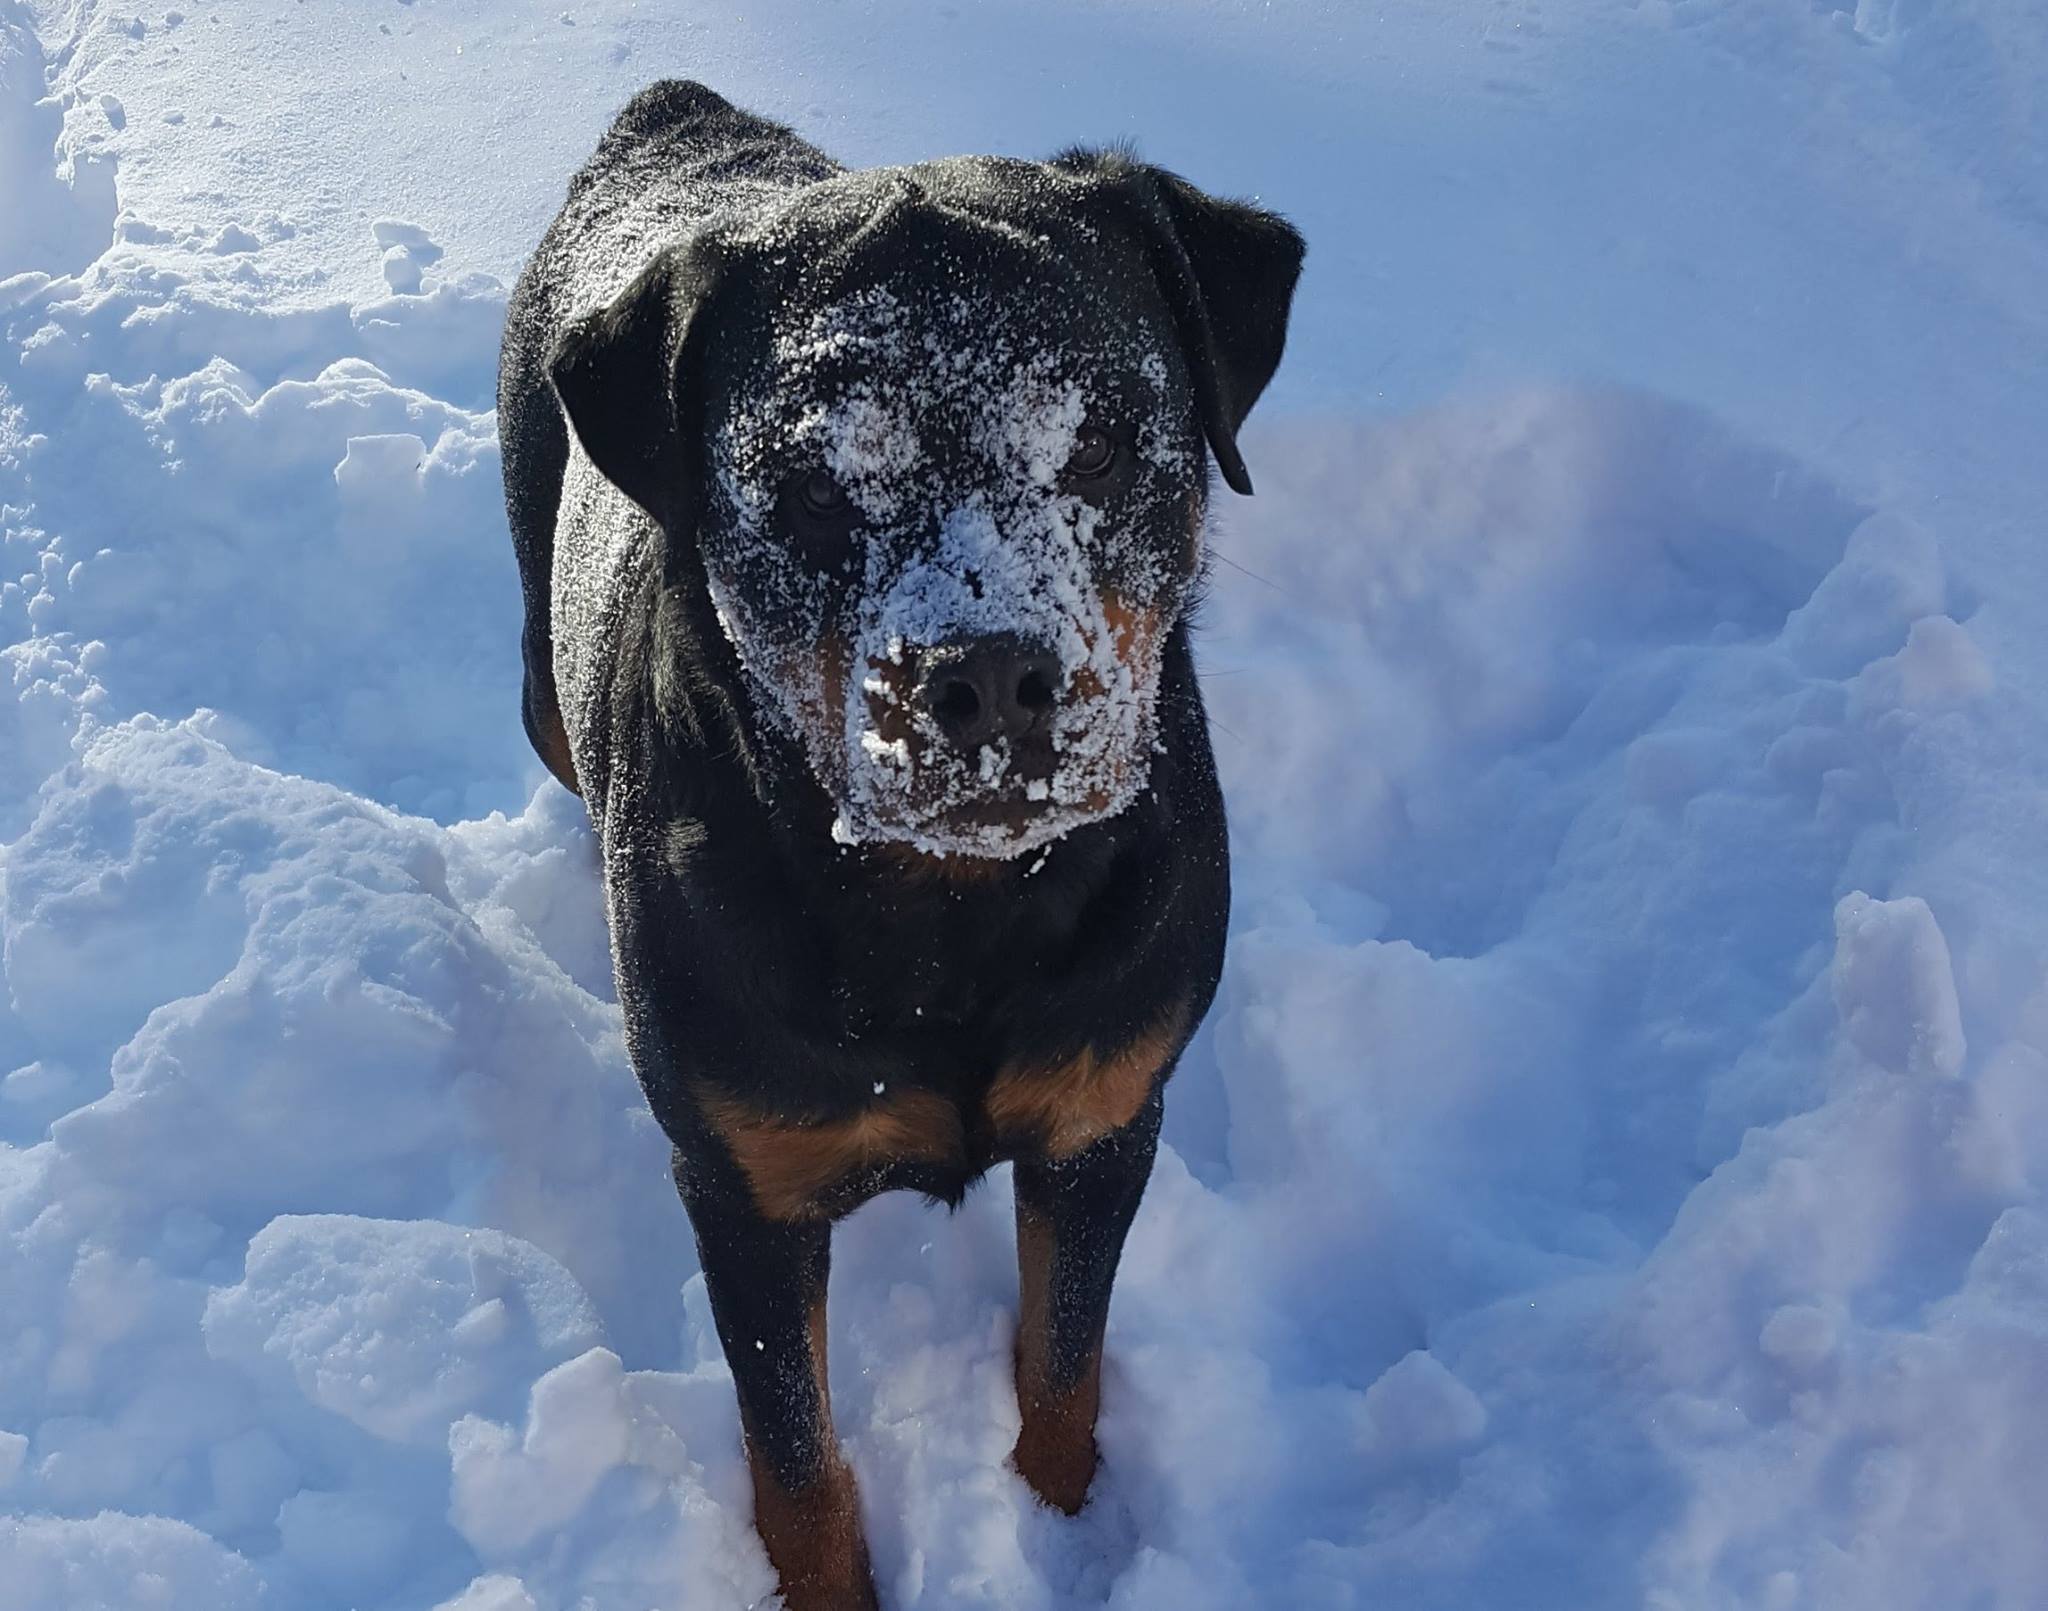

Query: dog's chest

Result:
[695,868,1173,1221]
[703,1018,1175,1224]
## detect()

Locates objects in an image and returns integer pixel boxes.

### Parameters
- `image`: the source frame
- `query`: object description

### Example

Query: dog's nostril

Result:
[933,677,982,729]
[1014,666,1056,714]
[916,637,1059,753]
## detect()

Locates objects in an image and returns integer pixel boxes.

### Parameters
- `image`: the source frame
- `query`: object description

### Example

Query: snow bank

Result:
[4,0,2045,1607]
[0,1511,263,1611]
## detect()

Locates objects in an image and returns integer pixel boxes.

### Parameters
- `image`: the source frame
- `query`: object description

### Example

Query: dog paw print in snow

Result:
[374,218,444,293]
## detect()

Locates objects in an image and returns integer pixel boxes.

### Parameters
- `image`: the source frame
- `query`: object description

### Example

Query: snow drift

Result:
[4,1,2046,1608]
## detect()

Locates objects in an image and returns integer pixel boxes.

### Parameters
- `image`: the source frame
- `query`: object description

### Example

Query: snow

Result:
[203,1216,605,1447]
[3,1,2046,1608]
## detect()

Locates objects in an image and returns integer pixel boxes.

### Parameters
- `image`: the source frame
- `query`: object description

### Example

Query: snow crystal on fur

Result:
[707,284,1187,857]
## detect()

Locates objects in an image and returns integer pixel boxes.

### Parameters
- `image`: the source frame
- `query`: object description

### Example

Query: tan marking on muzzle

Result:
[859,650,921,756]
[790,628,856,793]
[1101,592,1164,671]
[1064,591,1167,813]
[849,648,1039,851]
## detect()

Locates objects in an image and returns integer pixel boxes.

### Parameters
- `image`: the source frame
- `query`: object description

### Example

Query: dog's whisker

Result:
[1208,544,1295,598]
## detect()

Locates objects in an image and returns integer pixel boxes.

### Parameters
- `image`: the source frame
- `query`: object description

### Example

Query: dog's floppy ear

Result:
[1064,152,1305,495]
[549,239,723,529]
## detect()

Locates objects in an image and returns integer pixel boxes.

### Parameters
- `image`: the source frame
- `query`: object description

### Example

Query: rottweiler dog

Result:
[499,79,1302,1611]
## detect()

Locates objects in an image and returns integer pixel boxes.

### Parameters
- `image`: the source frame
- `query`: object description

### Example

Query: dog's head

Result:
[551,149,1303,859]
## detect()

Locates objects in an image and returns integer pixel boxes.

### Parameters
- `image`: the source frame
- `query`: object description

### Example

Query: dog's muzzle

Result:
[912,634,1061,781]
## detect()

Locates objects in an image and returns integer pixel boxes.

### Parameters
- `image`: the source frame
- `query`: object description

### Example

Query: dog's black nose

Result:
[917,636,1061,751]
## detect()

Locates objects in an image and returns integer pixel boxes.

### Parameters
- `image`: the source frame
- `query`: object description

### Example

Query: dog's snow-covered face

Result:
[549,152,1302,859]
[701,266,1203,859]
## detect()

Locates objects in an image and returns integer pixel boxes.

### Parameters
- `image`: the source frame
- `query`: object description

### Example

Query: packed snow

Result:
[4,2,2047,1609]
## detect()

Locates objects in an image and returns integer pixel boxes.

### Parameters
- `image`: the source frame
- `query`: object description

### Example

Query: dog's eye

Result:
[1065,426,1117,480]
[794,468,849,517]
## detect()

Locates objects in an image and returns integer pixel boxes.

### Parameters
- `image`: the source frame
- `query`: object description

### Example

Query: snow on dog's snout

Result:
[840,488,1160,858]
[706,285,1193,860]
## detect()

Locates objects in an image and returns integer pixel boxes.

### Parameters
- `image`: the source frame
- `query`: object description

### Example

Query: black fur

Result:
[499,79,1302,1607]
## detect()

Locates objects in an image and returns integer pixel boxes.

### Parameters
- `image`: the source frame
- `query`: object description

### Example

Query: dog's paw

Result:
[1011,1421,1099,1517]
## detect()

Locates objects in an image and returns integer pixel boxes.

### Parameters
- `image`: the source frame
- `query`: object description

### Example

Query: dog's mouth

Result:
[829,752,1140,859]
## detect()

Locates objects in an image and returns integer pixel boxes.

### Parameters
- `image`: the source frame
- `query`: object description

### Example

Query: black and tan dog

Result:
[499,79,1301,1610]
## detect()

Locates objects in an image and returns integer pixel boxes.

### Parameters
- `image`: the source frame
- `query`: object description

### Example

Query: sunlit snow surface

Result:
[4,2,2048,1609]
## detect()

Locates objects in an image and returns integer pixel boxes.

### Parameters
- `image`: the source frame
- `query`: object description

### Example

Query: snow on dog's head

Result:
[550,152,1304,858]
[706,279,1199,857]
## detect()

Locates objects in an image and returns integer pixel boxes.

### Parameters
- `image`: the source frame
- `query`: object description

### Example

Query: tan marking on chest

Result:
[701,1087,967,1222]
[984,1001,1190,1158]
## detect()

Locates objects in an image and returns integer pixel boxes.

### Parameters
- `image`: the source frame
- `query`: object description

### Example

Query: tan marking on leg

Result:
[1011,1200,1104,1514]
[745,1292,877,1611]
[748,1450,877,1611]
[699,1087,967,1222]
[984,1001,1189,1159]
[808,1285,833,1413]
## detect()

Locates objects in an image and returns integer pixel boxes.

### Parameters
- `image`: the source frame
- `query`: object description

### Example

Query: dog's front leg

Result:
[674,1149,878,1611]
[1011,1088,1164,1515]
